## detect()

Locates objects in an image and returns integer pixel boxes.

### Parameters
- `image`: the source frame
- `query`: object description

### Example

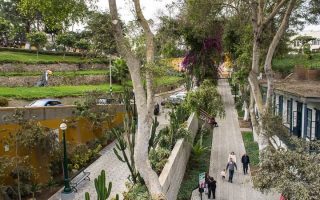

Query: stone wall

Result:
[159,112,199,200]
[0,63,108,72]
[0,75,108,87]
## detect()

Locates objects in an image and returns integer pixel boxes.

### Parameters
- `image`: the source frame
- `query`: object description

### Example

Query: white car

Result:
[168,91,187,104]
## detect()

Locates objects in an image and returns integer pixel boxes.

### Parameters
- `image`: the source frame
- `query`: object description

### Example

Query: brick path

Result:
[191,79,278,200]
[49,87,183,200]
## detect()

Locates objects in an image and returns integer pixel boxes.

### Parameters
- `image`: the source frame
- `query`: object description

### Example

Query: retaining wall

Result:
[0,104,125,124]
[0,74,109,87]
[0,63,108,72]
[159,112,199,200]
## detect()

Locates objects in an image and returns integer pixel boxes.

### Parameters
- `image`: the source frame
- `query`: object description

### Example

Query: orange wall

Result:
[0,112,125,183]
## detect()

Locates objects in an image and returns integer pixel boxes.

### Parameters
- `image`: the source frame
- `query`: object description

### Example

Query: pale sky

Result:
[97,0,177,23]
[74,0,320,33]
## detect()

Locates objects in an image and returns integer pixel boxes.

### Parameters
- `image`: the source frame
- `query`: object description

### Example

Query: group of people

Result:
[223,152,250,183]
[198,152,250,199]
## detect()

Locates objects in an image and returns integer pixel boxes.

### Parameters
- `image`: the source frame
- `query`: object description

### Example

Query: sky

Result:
[74,0,320,33]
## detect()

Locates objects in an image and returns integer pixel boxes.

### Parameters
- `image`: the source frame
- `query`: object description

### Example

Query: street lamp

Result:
[60,122,72,195]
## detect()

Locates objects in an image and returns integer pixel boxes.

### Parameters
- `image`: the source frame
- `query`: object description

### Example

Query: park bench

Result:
[70,169,91,192]
[199,108,218,127]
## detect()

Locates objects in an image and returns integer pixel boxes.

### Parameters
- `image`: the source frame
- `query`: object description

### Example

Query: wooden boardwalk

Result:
[191,79,278,200]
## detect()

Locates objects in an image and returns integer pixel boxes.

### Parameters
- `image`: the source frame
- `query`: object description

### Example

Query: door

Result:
[296,102,303,138]
[294,102,302,137]
[316,110,320,140]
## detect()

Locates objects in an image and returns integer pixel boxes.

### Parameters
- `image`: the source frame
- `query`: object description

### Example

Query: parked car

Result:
[168,91,187,104]
[26,99,63,107]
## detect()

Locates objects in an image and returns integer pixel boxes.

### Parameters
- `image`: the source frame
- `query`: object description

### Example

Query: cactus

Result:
[94,170,112,200]
[148,116,159,152]
[84,170,113,200]
[112,114,139,183]
[85,192,90,200]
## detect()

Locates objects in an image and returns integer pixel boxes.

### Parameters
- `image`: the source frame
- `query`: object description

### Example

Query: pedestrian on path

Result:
[207,177,216,199]
[226,158,237,183]
[241,153,250,175]
[228,151,237,163]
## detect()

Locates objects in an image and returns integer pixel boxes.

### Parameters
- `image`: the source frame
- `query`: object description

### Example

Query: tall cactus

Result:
[95,170,112,200]
[85,170,120,200]
[112,114,139,183]
[148,116,159,152]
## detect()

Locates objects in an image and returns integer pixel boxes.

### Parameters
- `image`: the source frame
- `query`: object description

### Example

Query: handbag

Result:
[204,184,208,194]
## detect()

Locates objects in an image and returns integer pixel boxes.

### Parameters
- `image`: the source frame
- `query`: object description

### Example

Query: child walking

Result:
[220,169,226,180]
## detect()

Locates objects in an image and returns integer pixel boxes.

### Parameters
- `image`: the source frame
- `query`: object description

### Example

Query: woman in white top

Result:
[228,152,237,163]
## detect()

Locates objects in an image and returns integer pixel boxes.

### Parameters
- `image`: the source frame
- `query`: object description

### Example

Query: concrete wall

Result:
[159,112,199,200]
[0,63,108,72]
[0,104,125,124]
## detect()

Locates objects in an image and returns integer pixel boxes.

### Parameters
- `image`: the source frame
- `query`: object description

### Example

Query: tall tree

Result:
[85,11,117,56]
[108,0,165,199]
[246,0,297,150]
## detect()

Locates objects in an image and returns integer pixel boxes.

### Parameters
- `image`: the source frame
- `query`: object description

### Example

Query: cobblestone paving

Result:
[49,87,184,200]
[191,80,278,200]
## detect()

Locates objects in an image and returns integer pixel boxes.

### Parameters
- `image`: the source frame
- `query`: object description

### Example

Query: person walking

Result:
[228,151,237,163]
[241,153,250,175]
[207,177,216,199]
[226,158,237,183]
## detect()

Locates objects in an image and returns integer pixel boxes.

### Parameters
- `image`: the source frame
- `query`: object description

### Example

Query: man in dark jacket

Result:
[226,158,237,183]
[241,153,250,175]
[207,177,216,199]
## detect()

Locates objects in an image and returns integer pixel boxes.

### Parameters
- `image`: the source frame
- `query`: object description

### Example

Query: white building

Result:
[267,79,320,140]
[291,31,320,52]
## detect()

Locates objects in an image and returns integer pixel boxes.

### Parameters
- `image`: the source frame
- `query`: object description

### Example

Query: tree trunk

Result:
[108,0,165,199]
[243,101,249,121]
[248,0,296,151]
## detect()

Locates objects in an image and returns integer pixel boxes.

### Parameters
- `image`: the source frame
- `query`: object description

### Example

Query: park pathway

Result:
[191,79,278,200]
[49,87,183,200]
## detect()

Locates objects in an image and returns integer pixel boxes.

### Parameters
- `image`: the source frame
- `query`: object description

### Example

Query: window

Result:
[278,96,283,116]
[287,100,292,125]
[307,108,312,139]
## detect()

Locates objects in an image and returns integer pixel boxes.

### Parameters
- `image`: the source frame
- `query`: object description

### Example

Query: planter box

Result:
[294,66,307,80]
[159,113,199,200]
[307,69,320,81]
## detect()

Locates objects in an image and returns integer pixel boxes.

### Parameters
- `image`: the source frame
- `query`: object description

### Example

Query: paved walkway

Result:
[49,87,183,200]
[191,80,278,200]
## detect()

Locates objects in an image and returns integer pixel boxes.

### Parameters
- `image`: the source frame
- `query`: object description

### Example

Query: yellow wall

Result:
[0,112,125,184]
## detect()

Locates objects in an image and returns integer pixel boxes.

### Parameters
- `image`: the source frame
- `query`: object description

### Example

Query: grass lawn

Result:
[0,76,184,99]
[0,51,104,64]
[241,131,259,170]
[0,84,123,99]
[272,53,320,74]
[0,70,107,77]
[177,130,213,200]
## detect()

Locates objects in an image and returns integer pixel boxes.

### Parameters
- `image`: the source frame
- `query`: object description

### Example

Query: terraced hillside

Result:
[0,50,184,101]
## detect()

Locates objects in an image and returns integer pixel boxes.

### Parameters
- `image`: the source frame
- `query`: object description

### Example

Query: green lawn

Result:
[0,51,105,64]
[241,131,259,167]
[0,84,123,99]
[0,70,107,77]
[177,130,213,200]
[272,53,320,74]
[0,76,184,99]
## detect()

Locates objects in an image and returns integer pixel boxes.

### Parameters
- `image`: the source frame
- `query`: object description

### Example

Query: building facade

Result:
[291,31,320,52]
[272,81,320,140]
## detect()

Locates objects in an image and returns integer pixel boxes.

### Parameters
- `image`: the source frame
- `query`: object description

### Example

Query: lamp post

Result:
[109,59,113,95]
[60,122,72,194]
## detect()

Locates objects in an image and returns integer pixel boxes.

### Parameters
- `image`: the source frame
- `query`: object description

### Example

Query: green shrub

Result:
[69,143,102,170]
[149,147,171,174]
[0,97,8,107]
[123,182,150,200]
